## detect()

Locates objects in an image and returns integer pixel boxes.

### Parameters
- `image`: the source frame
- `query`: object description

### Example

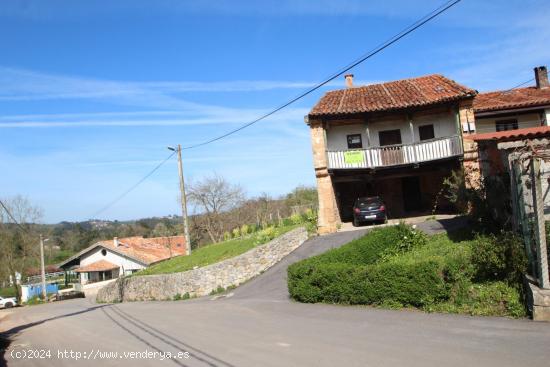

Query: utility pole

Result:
[39,234,47,300]
[169,145,191,255]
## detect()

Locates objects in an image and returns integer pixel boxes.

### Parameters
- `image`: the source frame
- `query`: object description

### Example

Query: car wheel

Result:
[4,302,13,309]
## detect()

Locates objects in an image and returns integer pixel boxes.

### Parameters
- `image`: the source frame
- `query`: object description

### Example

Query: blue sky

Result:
[1,0,549,223]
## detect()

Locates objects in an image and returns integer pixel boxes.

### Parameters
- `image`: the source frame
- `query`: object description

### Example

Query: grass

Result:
[46,249,75,265]
[137,224,300,276]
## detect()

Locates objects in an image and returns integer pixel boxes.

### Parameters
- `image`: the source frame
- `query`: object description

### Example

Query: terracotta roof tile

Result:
[75,260,118,273]
[474,87,550,113]
[309,74,476,117]
[466,126,550,141]
[98,236,187,265]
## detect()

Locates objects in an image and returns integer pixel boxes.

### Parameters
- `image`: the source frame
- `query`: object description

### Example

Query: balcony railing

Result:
[327,135,463,170]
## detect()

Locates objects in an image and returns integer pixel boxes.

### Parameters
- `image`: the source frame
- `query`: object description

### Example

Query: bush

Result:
[288,260,448,306]
[232,227,241,238]
[289,213,303,225]
[240,224,250,236]
[254,226,277,244]
[288,224,449,307]
[425,281,526,317]
[471,232,527,285]
[223,232,231,241]
[288,225,527,318]
[305,223,423,266]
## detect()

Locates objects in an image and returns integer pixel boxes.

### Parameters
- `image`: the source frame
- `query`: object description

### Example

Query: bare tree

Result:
[0,196,43,302]
[187,174,245,243]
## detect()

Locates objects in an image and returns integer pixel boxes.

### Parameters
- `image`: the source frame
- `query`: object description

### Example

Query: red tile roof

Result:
[466,126,550,142]
[473,87,550,113]
[59,235,187,269]
[97,236,187,265]
[75,260,119,273]
[309,74,476,117]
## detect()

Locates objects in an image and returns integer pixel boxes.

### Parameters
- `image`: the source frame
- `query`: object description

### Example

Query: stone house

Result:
[58,235,187,284]
[463,66,550,220]
[307,74,477,233]
[470,66,550,135]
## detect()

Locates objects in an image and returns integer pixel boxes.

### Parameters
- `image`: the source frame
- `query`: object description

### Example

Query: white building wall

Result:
[475,112,542,134]
[545,109,550,126]
[326,112,457,150]
[80,247,145,274]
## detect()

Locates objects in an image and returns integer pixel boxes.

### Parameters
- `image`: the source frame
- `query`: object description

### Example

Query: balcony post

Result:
[309,119,341,234]
[408,113,416,163]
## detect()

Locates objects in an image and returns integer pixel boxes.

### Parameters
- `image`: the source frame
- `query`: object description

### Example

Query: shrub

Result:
[288,260,448,306]
[302,209,318,234]
[288,224,451,307]
[240,224,250,236]
[289,213,303,225]
[223,232,231,241]
[232,227,241,238]
[306,223,423,266]
[471,232,527,285]
[425,281,526,317]
[379,224,427,261]
[254,226,277,244]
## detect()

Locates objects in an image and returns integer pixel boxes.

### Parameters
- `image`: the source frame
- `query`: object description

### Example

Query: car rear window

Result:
[355,198,381,207]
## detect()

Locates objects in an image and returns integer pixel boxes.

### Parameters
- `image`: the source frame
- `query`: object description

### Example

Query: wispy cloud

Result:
[0,66,323,101]
[0,107,309,129]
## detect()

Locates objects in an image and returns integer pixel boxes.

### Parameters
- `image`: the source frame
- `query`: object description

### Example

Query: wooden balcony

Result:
[327,135,463,170]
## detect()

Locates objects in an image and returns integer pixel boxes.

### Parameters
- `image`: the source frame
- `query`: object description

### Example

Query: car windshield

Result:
[355,197,381,207]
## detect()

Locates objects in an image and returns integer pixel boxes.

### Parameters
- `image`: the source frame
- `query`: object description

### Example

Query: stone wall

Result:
[96,227,308,303]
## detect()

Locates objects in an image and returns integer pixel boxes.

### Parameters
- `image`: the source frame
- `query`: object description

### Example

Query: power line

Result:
[181,0,463,150]
[0,199,29,233]
[89,151,177,219]
[501,78,535,94]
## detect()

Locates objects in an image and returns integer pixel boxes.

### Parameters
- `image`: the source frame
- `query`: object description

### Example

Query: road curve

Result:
[2,217,550,367]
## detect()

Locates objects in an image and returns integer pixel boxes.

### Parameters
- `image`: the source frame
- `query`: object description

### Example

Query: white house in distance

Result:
[59,236,186,284]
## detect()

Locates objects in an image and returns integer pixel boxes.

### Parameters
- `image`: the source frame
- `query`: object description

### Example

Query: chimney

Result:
[113,237,119,247]
[534,66,549,89]
[345,74,354,88]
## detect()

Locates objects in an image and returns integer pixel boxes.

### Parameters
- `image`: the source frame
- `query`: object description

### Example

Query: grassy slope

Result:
[138,224,299,276]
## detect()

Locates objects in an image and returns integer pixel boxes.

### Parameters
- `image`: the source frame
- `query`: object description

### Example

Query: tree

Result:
[285,185,318,208]
[187,174,245,243]
[0,196,43,302]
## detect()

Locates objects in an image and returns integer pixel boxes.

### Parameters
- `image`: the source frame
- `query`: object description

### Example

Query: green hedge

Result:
[288,260,448,306]
[288,224,452,307]
[300,223,425,267]
[288,224,526,317]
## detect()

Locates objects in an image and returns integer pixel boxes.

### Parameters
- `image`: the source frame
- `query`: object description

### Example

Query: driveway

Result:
[2,218,550,367]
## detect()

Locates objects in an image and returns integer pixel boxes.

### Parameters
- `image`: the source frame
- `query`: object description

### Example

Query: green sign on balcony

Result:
[344,150,364,164]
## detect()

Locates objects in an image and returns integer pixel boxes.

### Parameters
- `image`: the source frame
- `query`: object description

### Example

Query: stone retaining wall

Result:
[96,227,308,303]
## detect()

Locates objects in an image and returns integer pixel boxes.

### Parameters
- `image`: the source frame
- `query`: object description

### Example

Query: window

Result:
[101,249,107,256]
[418,124,435,141]
[346,134,363,149]
[495,119,518,132]
[378,129,402,146]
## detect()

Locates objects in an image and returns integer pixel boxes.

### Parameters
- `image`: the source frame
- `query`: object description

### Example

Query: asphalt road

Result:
[2,218,550,367]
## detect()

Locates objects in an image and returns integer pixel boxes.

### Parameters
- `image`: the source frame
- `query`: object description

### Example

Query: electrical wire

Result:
[500,78,535,94]
[181,0,463,150]
[89,151,177,218]
[0,199,30,233]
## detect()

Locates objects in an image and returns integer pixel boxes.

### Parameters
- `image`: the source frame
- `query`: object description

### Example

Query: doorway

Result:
[402,176,422,212]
